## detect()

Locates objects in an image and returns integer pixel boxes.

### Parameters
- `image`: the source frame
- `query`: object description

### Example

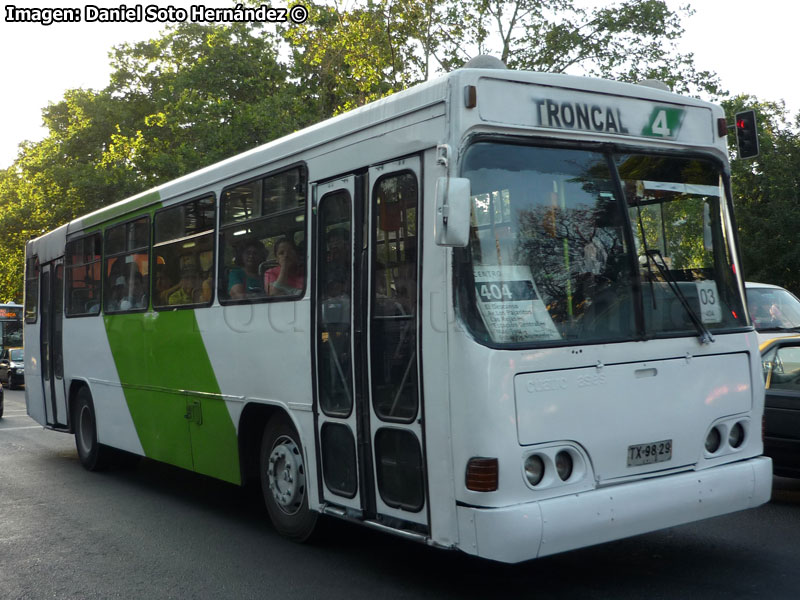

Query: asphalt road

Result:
[2,387,799,599]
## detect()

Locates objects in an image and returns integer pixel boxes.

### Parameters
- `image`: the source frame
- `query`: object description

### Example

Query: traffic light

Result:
[735,110,759,159]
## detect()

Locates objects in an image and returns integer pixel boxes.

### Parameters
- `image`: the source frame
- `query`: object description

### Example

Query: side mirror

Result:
[434,177,471,247]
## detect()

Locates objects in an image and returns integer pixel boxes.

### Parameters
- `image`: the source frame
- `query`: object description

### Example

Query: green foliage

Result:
[104,22,299,181]
[0,89,143,302]
[723,96,800,295]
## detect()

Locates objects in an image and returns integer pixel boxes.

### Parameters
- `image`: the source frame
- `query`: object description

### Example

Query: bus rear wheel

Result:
[259,414,318,542]
[73,387,112,471]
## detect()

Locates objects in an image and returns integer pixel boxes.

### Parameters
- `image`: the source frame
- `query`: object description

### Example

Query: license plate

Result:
[627,439,672,467]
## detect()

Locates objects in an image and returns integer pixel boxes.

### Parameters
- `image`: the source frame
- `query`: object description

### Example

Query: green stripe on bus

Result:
[103,310,241,484]
[82,190,162,230]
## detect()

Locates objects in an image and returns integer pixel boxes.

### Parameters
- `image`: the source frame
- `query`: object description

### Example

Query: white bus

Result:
[24,58,771,563]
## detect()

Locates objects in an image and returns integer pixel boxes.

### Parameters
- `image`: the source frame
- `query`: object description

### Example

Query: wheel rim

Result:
[267,435,306,515]
[77,405,94,456]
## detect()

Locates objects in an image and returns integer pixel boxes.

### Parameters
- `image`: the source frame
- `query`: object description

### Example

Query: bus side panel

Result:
[102,310,240,484]
[419,149,460,548]
[198,302,314,481]
[63,314,144,455]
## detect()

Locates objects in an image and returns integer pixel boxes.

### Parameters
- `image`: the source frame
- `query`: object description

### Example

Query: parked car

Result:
[746,282,800,346]
[0,347,24,389]
[761,335,800,477]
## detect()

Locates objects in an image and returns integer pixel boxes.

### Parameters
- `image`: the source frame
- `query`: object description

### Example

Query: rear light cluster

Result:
[522,446,586,489]
[705,418,748,456]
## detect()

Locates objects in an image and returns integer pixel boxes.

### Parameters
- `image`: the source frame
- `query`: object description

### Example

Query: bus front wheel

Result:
[259,414,318,542]
[73,387,112,471]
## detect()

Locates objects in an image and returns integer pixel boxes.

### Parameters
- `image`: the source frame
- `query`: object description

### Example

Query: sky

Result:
[0,0,797,170]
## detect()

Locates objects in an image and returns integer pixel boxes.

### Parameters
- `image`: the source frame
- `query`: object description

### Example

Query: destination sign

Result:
[478,78,713,145]
[0,308,20,319]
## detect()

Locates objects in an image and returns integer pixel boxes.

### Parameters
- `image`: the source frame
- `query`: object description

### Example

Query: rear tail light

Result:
[466,457,498,492]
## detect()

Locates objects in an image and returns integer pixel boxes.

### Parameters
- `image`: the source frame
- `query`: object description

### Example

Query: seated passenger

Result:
[155,264,179,306]
[264,237,304,296]
[107,276,126,311]
[120,271,147,310]
[228,240,266,299]
[169,265,201,305]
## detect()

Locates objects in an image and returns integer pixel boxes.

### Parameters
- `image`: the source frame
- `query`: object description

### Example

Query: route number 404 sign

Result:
[473,265,561,343]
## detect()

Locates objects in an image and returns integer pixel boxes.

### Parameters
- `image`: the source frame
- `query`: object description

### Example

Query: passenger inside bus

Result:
[263,237,304,296]
[154,263,178,305]
[228,240,266,299]
[119,270,147,310]
[323,228,350,299]
[169,264,202,305]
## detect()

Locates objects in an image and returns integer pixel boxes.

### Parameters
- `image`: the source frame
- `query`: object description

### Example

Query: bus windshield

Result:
[458,142,747,346]
[0,305,23,349]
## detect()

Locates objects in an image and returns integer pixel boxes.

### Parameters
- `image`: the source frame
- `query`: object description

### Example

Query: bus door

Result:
[314,175,365,512]
[367,158,426,526]
[313,157,427,529]
[39,259,68,427]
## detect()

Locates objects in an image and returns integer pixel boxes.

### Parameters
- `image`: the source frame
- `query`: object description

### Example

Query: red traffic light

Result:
[734,110,759,159]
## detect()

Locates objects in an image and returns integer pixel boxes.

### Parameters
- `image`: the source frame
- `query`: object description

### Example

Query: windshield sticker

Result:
[696,280,722,324]
[473,265,561,342]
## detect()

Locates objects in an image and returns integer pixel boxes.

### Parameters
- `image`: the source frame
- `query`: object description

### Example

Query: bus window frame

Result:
[152,194,217,311]
[24,255,39,324]
[103,214,151,315]
[64,232,103,318]
[218,163,309,306]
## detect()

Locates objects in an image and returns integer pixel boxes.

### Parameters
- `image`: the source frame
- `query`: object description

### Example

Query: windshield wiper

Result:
[646,249,715,344]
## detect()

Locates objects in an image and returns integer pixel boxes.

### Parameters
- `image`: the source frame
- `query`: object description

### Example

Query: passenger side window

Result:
[65,233,102,316]
[25,255,39,323]
[765,346,800,391]
[219,167,306,303]
[104,217,149,313]
[153,196,216,309]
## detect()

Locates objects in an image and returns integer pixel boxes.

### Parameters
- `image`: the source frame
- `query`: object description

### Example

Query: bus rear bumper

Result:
[456,456,772,564]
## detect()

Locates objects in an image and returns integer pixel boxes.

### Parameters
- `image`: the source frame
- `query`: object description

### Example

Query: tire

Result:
[260,414,318,542]
[7,374,15,390]
[73,386,112,471]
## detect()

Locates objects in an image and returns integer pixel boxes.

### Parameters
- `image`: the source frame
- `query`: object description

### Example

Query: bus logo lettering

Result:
[534,99,629,134]
[526,376,568,393]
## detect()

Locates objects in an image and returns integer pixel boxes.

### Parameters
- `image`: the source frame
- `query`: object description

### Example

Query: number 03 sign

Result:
[696,280,722,324]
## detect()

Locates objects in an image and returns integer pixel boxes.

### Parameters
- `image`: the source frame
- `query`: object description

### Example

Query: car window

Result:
[764,345,800,391]
[747,286,800,330]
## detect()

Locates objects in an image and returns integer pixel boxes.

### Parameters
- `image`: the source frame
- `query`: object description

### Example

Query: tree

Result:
[282,0,722,117]
[103,22,299,182]
[723,96,800,295]
[437,0,722,95]
[0,89,143,302]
